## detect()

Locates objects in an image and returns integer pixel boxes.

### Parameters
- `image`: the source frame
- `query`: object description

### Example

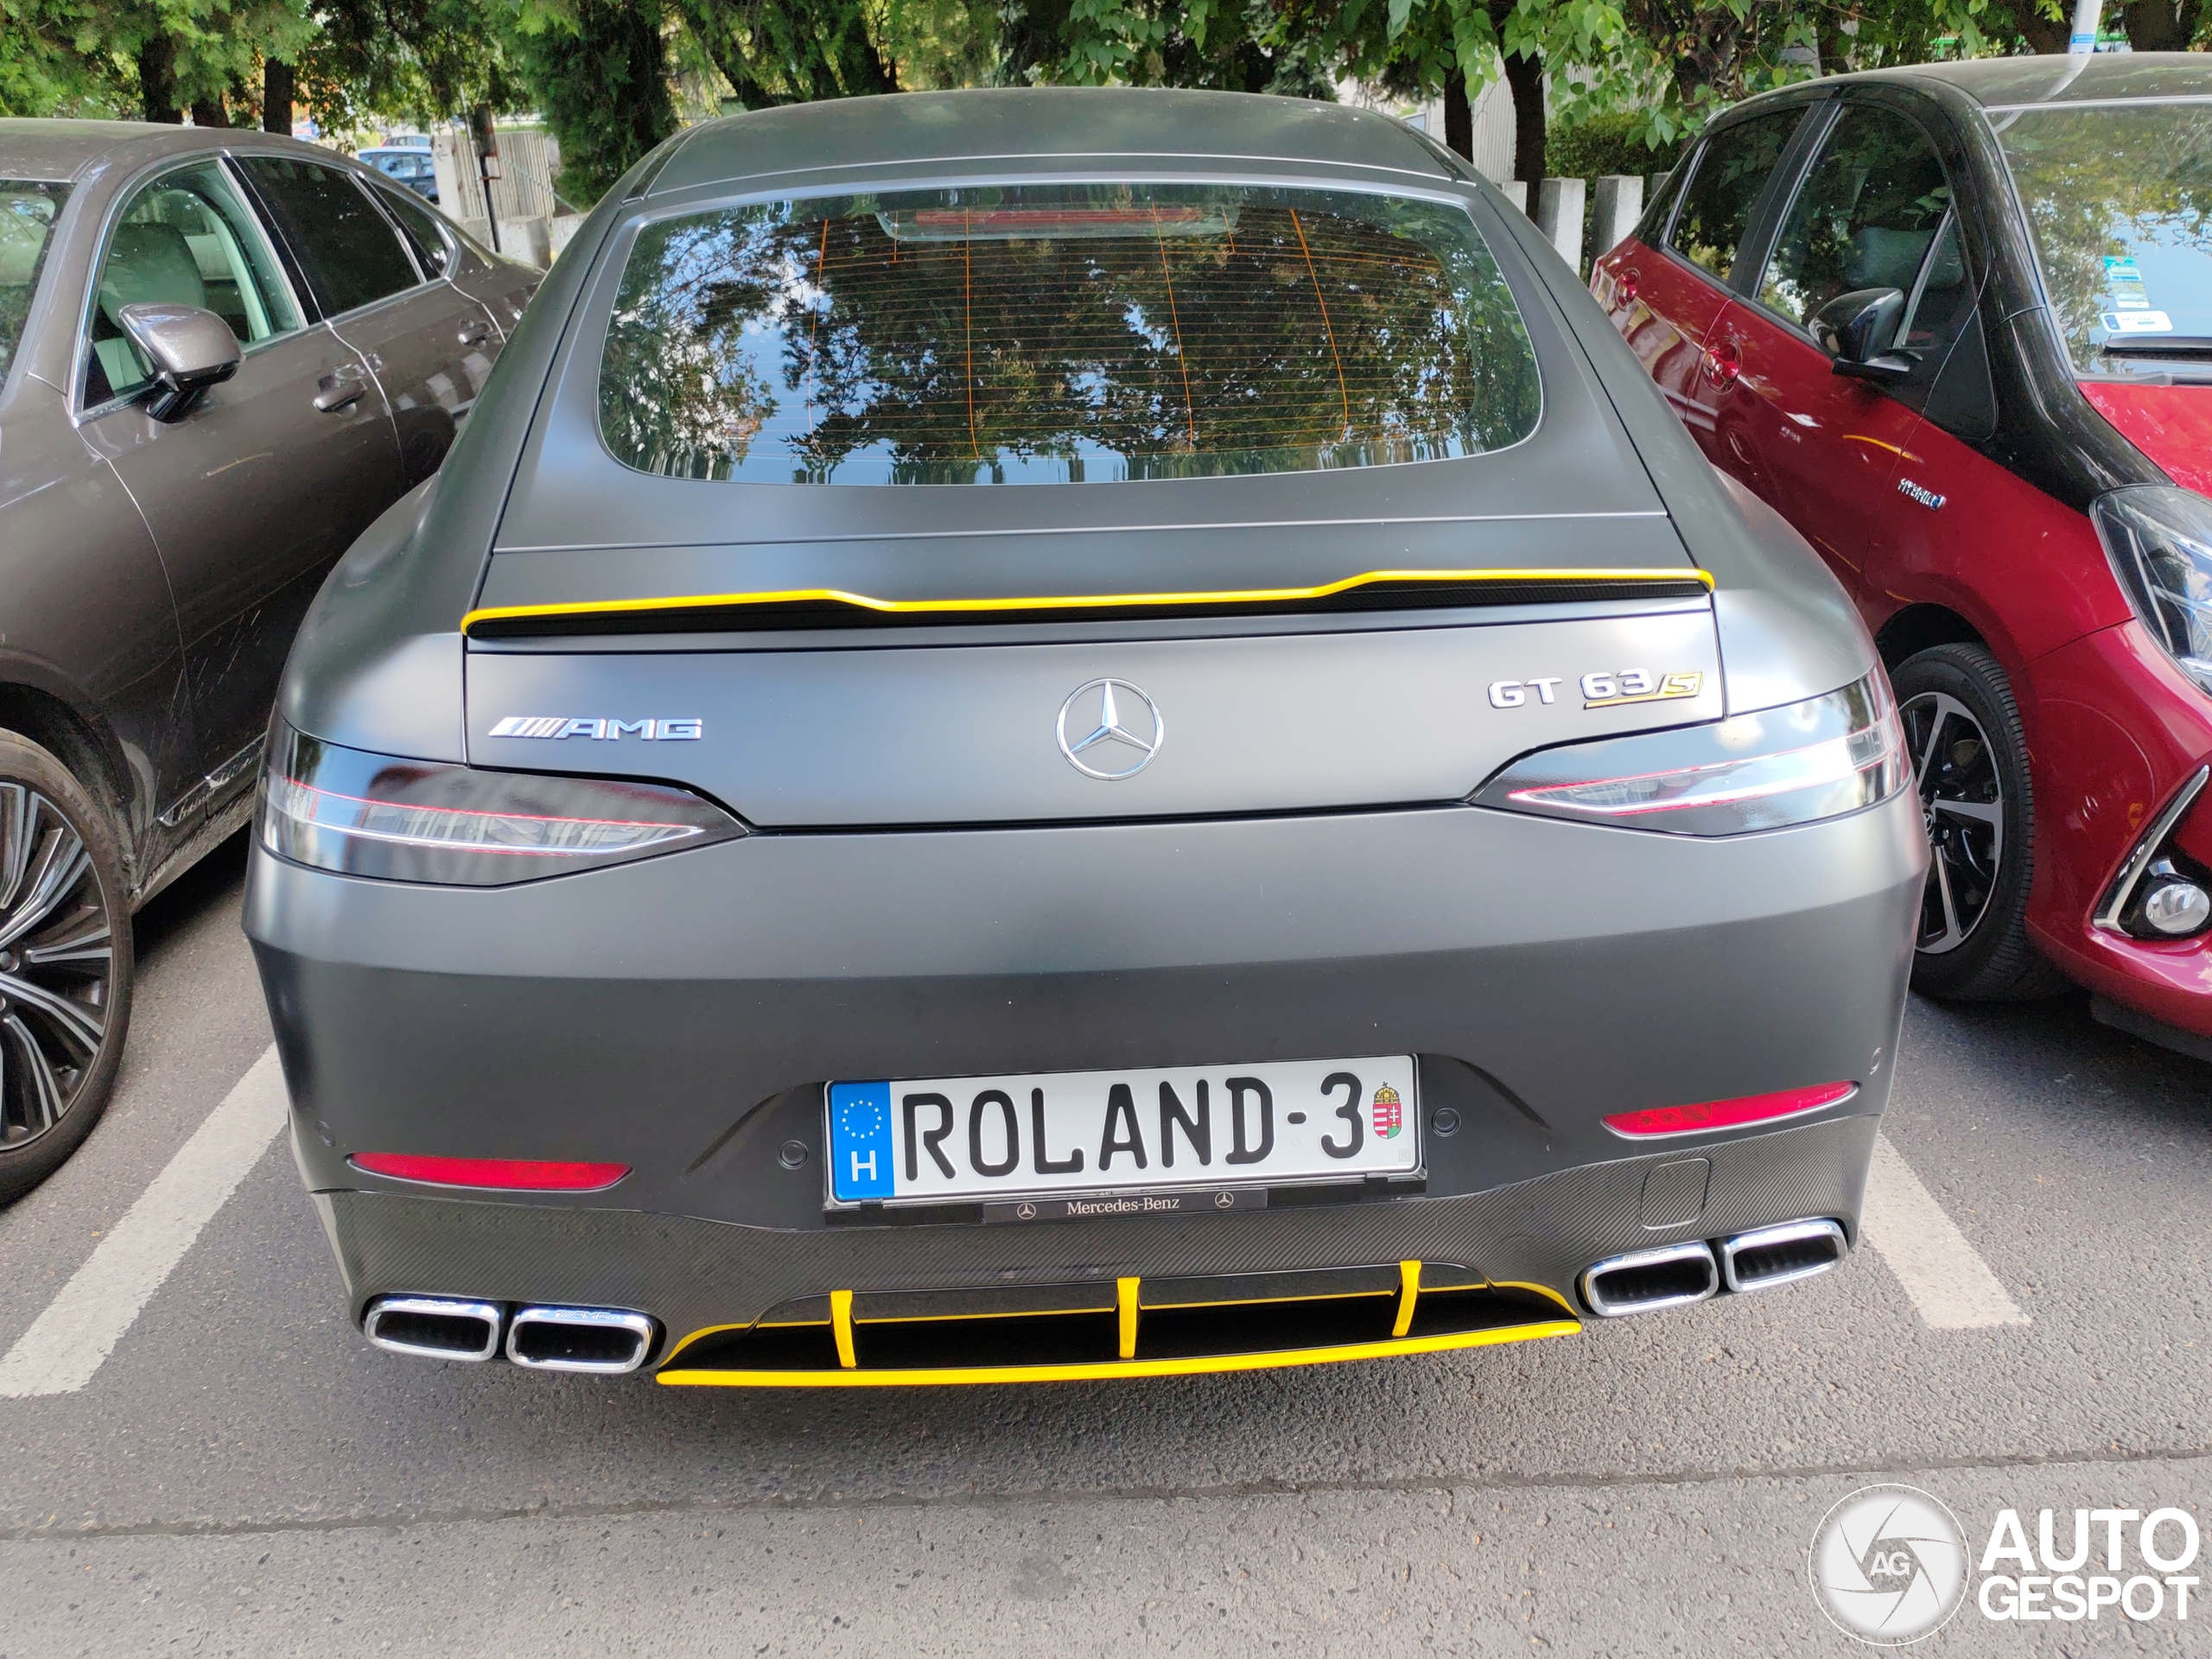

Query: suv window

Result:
[597,182,1542,486]
[1,182,67,384]
[1669,111,1803,281]
[84,162,302,407]
[236,156,419,315]
[372,182,453,277]
[1758,105,1955,328]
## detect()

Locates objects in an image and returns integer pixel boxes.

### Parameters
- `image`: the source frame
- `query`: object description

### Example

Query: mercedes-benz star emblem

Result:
[1056,678,1164,779]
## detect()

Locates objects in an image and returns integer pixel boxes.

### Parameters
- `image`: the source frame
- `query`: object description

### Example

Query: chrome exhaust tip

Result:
[505,1306,658,1375]
[1580,1242,1719,1318]
[1720,1218,1847,1294]
[364,1295,503,1361]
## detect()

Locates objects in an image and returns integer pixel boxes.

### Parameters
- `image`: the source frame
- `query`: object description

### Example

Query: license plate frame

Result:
[824,1055,1421,1209]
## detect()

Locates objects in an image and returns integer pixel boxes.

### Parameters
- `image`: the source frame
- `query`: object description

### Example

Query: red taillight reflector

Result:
[350,1153,630,1191]
[1603,1082,1856,1140]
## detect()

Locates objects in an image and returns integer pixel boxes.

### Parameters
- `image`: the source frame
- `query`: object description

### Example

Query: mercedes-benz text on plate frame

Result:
[828,1056,1420,1205]
[1057,678,1163,779]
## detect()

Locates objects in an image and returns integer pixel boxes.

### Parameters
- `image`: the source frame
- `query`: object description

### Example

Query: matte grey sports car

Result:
[247,89,1926,1385]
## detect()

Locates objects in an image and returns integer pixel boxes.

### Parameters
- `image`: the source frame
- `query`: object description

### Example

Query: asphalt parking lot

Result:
[1,834,2208,1656]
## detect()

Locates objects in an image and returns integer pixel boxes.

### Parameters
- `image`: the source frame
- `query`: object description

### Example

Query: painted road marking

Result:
[1859,1133,2029,1330]
[0,1046,287,1398]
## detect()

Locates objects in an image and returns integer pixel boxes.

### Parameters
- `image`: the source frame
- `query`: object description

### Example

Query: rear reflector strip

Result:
[350,1153,631,1191]
[1602,1081,1856,1140]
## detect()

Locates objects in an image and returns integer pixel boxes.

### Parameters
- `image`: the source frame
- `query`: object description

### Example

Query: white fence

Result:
[430,124,582,268]
[1495,172,1675,277]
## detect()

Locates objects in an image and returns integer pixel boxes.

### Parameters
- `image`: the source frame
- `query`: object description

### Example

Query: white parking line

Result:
[0,1046,287,1398]
[1859,1133,2029,1330]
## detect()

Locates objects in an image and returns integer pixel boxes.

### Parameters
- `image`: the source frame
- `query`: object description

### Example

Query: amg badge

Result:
[487,716,703,740]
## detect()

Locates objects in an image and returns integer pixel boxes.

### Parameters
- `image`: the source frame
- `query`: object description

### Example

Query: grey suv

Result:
[0,121,538,1198]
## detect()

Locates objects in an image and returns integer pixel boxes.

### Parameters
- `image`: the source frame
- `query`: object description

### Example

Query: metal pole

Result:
[2069,0,2101,53]
[469,106,502,254]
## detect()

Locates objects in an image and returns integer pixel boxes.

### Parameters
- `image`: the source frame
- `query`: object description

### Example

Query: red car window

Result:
[1668,111,1803,283]
[1756,105,1954,328]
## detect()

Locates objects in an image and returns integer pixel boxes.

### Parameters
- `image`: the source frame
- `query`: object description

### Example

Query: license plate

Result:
[826,1055,1419,1205]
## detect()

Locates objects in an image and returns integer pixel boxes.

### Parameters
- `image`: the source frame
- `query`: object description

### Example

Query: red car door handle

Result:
[1701,338,1742,389]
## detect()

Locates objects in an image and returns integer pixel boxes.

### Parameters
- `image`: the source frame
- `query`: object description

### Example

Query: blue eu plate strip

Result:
[829,1082,894,1201]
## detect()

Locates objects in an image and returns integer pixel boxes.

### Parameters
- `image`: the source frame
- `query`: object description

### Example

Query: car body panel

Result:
[0,373,193,857]
[2079,383,2212,497]
[463,607,1726,825]
[324,283,496,486]
[78,321,403,771]
[247,791,1923,1230]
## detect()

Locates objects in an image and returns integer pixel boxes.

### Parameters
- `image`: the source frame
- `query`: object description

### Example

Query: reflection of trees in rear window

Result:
[0,184,67,381]
[597,185,1540,484]
[1996,105,2212,372]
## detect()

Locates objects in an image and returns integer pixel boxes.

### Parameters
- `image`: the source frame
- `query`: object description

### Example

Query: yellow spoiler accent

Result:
[656,1317,1580,1388]
[460,567,1715,636]
[1392,1260,1421,1338]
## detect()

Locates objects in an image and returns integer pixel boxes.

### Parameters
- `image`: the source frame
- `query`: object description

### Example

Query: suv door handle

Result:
[314,365,366,412]
[457,319,490,347]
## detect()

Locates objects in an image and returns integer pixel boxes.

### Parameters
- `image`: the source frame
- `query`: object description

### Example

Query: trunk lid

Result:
[463,522,1720,828]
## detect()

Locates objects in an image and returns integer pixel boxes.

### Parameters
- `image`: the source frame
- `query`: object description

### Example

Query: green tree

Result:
[509,0,677,199]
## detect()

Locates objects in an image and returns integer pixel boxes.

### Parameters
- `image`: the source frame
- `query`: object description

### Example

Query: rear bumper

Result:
[312,1111,1878,1378]
[246,794,1923,1373]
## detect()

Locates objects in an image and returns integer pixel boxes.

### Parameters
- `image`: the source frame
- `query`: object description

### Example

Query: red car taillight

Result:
[1603,1082,1857,1139]
[350,1153,631,1190]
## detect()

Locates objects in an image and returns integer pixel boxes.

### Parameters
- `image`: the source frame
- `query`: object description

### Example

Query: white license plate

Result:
[826,1055,1419,1205]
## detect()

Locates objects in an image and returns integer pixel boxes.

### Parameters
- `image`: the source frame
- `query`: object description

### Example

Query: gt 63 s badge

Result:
[1487,671,1704,710]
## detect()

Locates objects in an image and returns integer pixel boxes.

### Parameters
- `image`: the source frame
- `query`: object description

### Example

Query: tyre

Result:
[0,728,132,1204]
[1891,644,2069,1002]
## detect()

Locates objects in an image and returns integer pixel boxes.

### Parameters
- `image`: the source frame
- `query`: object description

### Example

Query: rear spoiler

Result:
[461,567,1714,639]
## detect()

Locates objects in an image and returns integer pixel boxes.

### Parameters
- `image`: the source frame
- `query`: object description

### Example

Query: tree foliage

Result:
[8,0,2208,208]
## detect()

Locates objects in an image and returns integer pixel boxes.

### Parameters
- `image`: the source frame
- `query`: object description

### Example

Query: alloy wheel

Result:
[1903,692,2005,955]
[0,784,113,1147]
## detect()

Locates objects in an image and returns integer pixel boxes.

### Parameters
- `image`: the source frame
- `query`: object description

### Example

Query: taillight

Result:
[1603,1081,1857,1139]
[351,1153,630,1190]
[1474,672,1907,836]
[257,721,742,886]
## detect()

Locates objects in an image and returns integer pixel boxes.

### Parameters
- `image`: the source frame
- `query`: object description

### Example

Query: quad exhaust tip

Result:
[364,1295,503,1361]
[1580,1241,1719,1318]
[1581,1218,1850,1317]
[1720,1218,1847,1293]
[506,1306,658,1375]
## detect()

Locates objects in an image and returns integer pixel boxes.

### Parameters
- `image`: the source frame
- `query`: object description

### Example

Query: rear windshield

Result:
[0,182,67,383]
[597,183,1540,485]
[1993,102,2212,372]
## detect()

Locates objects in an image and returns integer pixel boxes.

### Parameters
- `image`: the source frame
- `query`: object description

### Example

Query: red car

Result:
[1593,53,2212,1062]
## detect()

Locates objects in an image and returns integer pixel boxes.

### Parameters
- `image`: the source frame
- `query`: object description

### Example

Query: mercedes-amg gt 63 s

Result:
[247,89,1926,1385]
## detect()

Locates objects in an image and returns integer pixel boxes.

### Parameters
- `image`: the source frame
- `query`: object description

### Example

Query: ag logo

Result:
[1808,1484,1968,1645]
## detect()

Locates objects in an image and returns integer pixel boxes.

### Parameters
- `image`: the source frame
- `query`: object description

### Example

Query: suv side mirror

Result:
[1811,288,1911,385]
[117,302,242,422]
